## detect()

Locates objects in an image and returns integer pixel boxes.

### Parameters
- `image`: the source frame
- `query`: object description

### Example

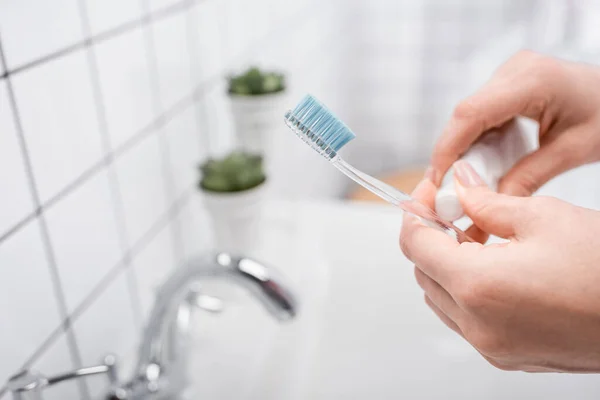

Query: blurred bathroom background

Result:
[1,0,600,399]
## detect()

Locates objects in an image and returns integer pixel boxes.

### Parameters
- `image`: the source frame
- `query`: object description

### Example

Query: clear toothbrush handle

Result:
[332,157,474,243]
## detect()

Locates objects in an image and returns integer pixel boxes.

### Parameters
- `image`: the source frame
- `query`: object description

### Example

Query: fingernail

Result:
[453,160,485,187]
[424,166,437,183]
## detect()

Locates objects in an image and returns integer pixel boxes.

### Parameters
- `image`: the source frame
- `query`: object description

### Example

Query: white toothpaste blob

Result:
[435,118,539,222]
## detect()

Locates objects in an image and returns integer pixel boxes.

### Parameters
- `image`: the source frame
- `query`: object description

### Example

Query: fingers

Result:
[423,274,544,373]
[415,267,462,322]
[409,173,437,208]
[424,294,519,373]
[430,51,565,184]
[401,179,468,286]
[431,83,540,184]
[454,161,528,239]
[424,295,464,337]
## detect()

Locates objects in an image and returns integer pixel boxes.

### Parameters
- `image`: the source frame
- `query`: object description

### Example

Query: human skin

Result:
[430,50,600,242]
[401,165,600,373]
[399,51,600,372]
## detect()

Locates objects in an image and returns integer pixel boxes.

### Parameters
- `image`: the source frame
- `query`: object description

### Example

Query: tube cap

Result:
[435,186,464,222]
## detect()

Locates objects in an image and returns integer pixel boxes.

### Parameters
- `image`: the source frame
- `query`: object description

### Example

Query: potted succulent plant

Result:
[227,66,287,154]
[199,151,267,255]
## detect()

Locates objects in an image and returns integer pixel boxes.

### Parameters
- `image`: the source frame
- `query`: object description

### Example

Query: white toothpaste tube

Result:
[435,118,539,222]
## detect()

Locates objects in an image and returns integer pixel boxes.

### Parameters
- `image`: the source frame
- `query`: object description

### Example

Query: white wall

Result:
[0,0,344,398]
[336,0,536,176]
[334,0,600,209]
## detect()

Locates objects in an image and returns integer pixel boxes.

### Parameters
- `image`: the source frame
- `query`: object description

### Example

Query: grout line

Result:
[142,0,186,263]
[183,2,212,156]
[108,168,145,328]
[109,85,200,160]
[0,33,85,396]
[0,72,220,248]
[0,3,345,396]
[131,187,194,262]
[0,0,335,388]
[0,0,198,79]
[0,0,312,247]
[78,0,144,331]
[20,187,195,371]
[3,41,86,77]
[64,188,195,340]
[58,320,87,398]
[0,0,330,392]
[41,158,108,213]
[0,212,37,244]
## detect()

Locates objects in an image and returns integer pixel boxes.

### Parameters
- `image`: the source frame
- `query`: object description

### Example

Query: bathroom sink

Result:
[183,199,600,400]
[296,200,600,400]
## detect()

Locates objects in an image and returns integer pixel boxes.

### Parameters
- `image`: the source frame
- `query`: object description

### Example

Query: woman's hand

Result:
[400,162,600,373]
[430,50,600,197]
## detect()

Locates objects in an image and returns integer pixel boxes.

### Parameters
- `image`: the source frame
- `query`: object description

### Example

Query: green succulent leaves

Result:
[199,151,266,193]
[228,66,285,96]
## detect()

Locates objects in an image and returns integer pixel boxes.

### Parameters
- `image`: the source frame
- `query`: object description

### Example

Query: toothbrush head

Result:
[284,94,356,159]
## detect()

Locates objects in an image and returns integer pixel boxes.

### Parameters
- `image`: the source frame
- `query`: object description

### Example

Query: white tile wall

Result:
[164,105,204,198]
[86,0,144,35]
[0,0,84,69]
[11,49,104,203]
[114,134,169,246]
[148,0,182,13]
[0,82,35,235]
[338,0,534,173]
[0,220,63,384]
[133,222,177,318]
[44,169,122,311]
[0,0,346,395]
[220,0,247,63]
[178,198,212,260]
[189,0,226,82]
[72,273,138,398]
[93,26,155,148]
[32,336,82,399]
[203,80,236,155]
[151,11,193,110]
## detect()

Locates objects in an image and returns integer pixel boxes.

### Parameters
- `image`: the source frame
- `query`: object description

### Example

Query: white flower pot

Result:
[229,92,287,154]
[201,182,267,256]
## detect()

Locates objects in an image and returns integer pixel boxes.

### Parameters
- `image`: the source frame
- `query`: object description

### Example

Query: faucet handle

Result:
[6,370,47,400]
[7,354,120,400]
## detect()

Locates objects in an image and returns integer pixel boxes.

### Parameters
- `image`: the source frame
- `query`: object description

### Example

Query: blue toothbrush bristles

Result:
[284,94,356,159]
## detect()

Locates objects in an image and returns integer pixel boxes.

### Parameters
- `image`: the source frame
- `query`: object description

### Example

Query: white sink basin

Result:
[186,200,600,400]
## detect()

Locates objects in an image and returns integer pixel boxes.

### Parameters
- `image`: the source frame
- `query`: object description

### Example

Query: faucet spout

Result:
[123,251,298,399]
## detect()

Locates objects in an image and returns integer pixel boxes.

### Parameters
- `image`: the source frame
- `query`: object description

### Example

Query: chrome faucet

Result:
[111,251,298,399]
[7,252,298,400]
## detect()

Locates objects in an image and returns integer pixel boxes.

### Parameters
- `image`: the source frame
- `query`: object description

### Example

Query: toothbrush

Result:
[283,94,474,243]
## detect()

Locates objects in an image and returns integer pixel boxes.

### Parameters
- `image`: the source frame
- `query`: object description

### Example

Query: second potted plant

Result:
[198,151,267,255]
[228,66,286,154]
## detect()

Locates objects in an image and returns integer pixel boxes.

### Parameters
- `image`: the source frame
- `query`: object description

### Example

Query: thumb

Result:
[453,160,527,239]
